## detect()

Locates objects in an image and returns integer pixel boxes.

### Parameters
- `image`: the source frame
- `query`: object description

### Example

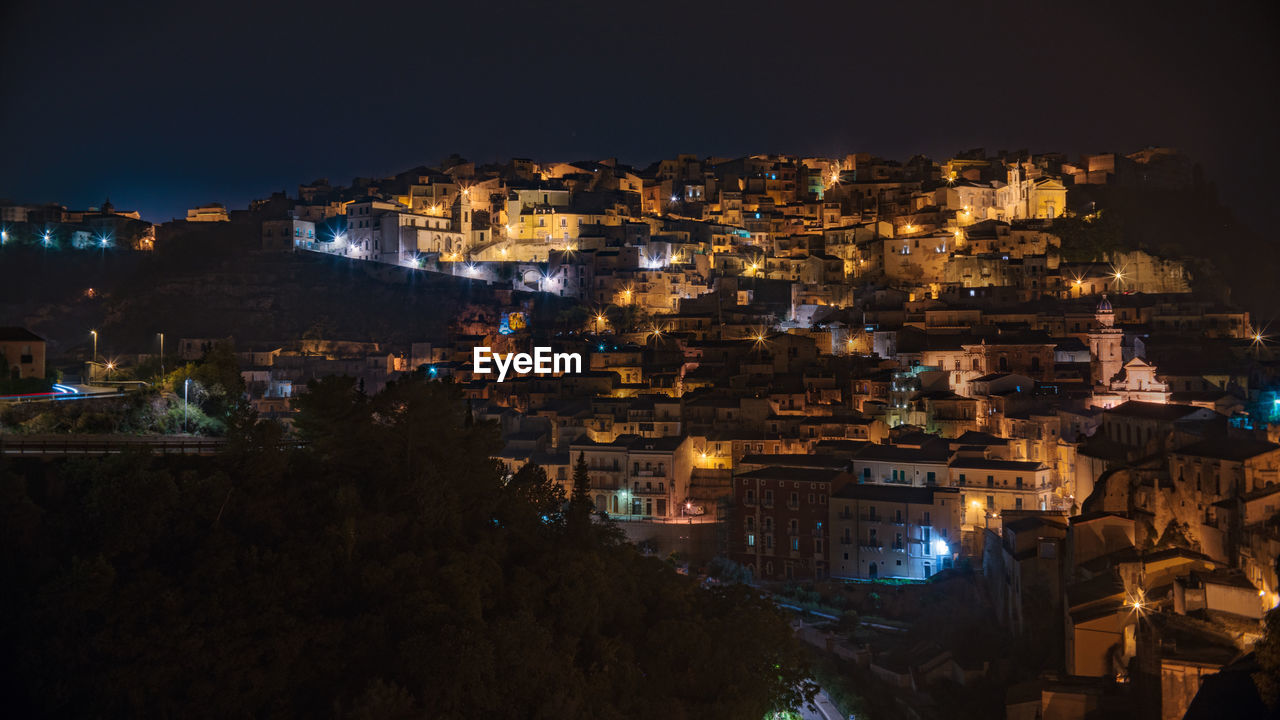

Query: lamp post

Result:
[184,378,191,433]
[158,333,164,376]
[90,330,98,365]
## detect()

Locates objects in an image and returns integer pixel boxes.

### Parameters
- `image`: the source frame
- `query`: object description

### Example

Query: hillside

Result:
[0,241,560,358]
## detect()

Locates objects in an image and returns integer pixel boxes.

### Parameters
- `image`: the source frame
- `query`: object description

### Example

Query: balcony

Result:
[859,542,883,551]
[838,510,853,520]
[631,483,667,495]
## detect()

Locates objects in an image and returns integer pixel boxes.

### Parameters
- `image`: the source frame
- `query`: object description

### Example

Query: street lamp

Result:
[90,330,98,366]
[184,378,191,433]
[158,333,164,376]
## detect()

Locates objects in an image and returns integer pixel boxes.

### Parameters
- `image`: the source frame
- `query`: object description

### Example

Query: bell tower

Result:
[1087,295,1123,387]
[459,186,474,252]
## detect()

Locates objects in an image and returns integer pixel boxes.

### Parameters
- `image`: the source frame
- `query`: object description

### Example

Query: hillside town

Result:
[3,146,1278,719]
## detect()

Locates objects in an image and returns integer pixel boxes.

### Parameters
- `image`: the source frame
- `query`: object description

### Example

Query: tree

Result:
[567,451,594,529]
[0,376,813,719]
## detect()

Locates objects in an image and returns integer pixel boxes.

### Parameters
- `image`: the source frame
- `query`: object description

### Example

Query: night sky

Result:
[2,0,1276,231]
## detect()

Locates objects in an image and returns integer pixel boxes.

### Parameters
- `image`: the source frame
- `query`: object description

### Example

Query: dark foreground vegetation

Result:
[1,376,813,718]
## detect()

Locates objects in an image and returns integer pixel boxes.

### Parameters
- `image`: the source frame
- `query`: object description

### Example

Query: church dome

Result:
[1097,294,1113,314]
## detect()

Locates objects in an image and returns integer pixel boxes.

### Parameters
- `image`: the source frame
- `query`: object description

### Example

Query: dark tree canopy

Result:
[0,376,813,719]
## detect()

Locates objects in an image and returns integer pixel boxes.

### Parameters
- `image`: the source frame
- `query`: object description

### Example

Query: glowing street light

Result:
[90,330,98,365]
[42,230,51,245]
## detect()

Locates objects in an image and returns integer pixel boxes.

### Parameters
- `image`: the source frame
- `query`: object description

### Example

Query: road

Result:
[798,688,845,720]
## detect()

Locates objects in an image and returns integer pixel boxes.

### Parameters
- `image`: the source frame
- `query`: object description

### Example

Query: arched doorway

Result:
[868,562,878,579]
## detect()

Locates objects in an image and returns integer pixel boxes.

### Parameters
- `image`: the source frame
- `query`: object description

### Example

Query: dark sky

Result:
[2,0,1277,230]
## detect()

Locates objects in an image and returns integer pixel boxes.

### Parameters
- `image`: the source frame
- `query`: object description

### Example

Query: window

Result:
[862,467,871,479]
[923,527,931,552]
[923,511,931,525]
[868,528,877,545]
[926,471,936,484]
[958,473,966,485]
[1015,476,1023,489]
[791,537,799,551]
[747,533,755,547]
[1015,497,1023,510]
[789,520,799,535]
[986,495,994,508]
[789,492,799,508]
[763,490,773,507]
[987,475,995,487]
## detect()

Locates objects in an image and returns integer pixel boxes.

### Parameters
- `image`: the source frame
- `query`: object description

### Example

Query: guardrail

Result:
[0,435,227,456]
